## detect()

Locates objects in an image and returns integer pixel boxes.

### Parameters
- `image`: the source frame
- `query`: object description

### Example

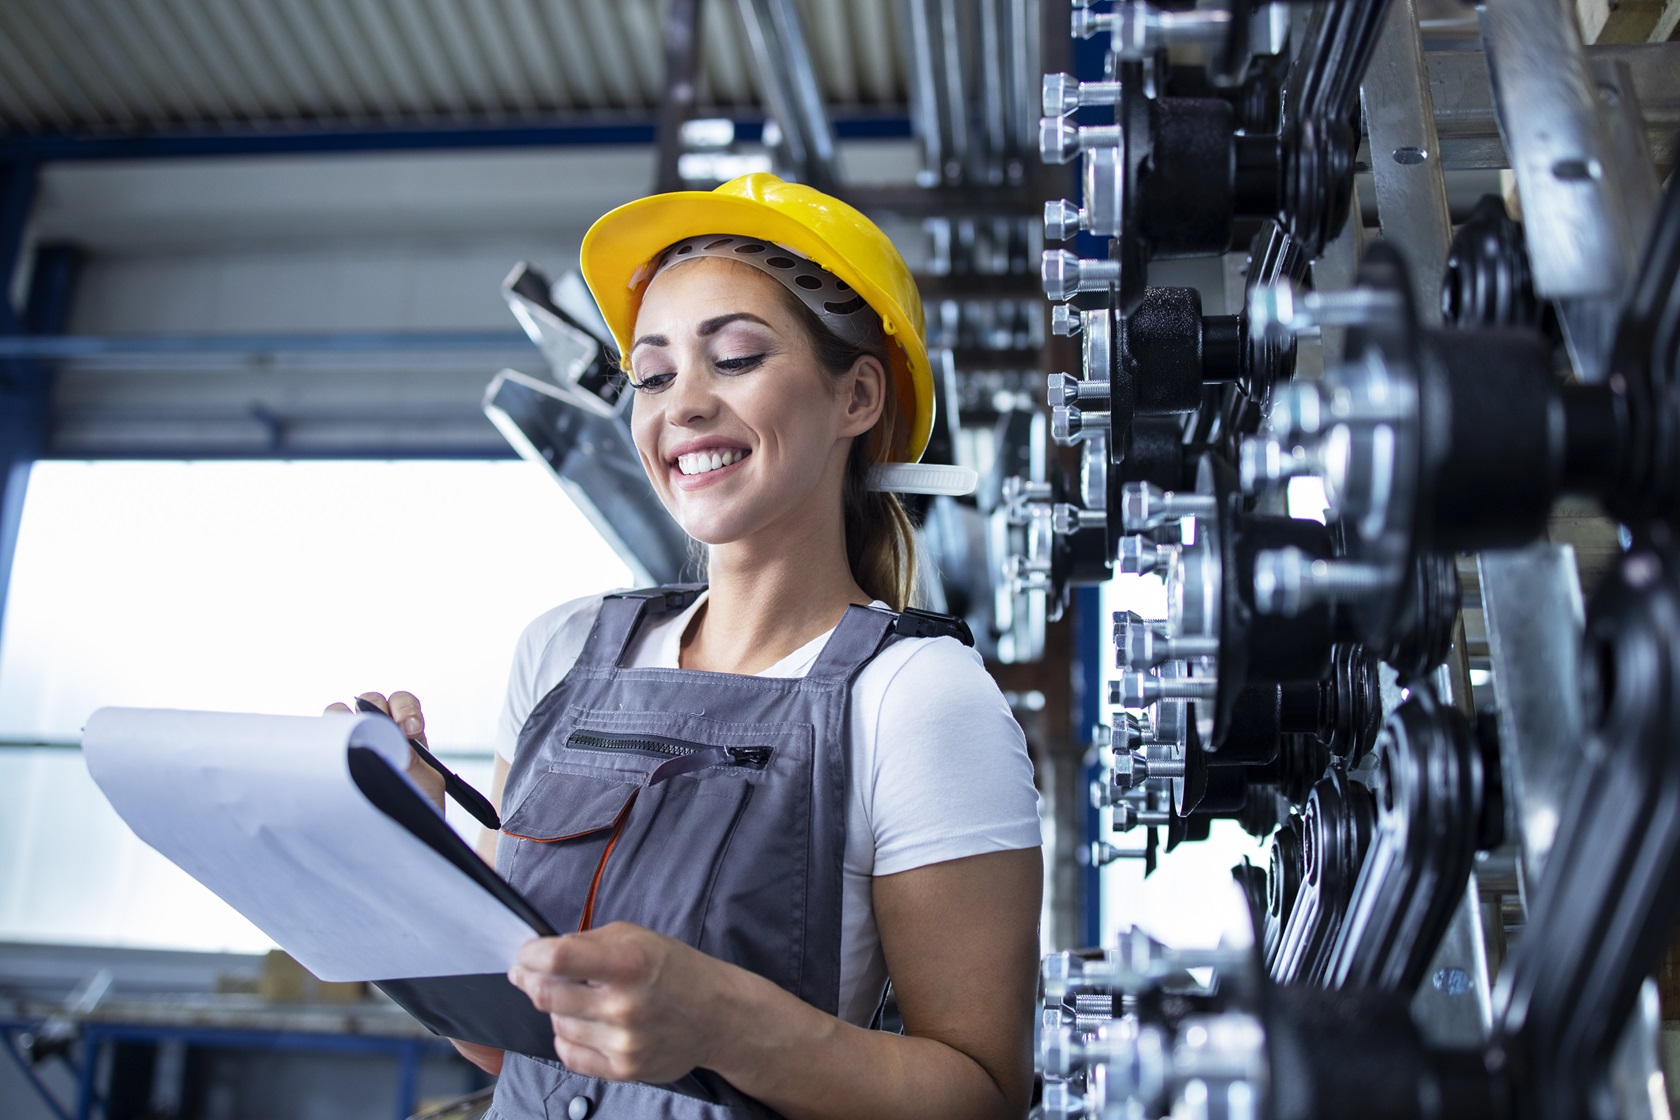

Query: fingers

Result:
[515,926,655,988]
[337,692,427,745]
[356,691,391,716]
[387,690,427,744]
[548,1023,621,1081]
[323,702,352,716]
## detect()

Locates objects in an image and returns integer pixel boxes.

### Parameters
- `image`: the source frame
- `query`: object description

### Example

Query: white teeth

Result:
[676,448,747,476]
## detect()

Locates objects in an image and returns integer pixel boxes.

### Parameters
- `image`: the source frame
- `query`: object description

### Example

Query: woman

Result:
[349,174,1042,1120]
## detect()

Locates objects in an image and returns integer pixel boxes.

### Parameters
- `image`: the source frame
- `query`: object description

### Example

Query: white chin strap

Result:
[867,463,978,496]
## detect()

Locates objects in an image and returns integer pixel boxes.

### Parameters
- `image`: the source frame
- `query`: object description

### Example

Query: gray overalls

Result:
[485,586,936,1120]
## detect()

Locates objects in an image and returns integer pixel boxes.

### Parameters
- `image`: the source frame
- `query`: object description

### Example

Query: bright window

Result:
[0,460,634,951]
[1098,573,1269,950]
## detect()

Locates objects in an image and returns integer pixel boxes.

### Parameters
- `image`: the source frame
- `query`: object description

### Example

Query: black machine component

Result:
[1243,243,1637,657]
[1324,692,1500,994]
[1028,4,1680,1117]
[1266,766,1375,985]
[1040,1,1394,314]
[1441,194,1545,331]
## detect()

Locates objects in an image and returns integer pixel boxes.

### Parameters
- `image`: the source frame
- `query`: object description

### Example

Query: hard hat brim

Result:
[581,187,934,464]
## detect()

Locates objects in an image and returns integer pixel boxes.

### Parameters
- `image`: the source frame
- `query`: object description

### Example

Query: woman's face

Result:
[627,257,880,548]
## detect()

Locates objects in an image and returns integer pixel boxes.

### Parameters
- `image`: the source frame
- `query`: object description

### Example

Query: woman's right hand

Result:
[324,691,447,812]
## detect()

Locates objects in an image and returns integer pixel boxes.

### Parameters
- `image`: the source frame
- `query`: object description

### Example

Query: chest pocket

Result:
[499,724,788,948]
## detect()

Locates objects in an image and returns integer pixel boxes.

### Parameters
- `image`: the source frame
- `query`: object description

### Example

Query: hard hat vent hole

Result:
[766,255,796,269]
[835,279,852,291]
[703,238,733,251]
[734,242,767,254]
[825,295,867,315]
[676,245,695,255]
[794,274,823,291]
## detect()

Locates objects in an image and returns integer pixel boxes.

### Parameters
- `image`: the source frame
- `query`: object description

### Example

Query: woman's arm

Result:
[451,752,514,1075]
[508,846,1042,1120]
[474,753,510,864]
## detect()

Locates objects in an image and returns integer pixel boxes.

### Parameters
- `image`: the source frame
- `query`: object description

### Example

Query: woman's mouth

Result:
[670,447,752,491]
[675,448,750,477]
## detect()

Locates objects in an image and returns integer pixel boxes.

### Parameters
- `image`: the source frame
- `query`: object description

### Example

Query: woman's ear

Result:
[838,354,888,439]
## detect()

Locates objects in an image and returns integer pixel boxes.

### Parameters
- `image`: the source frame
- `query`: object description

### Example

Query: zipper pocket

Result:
[562,730,768,932]
[566,730,772,772]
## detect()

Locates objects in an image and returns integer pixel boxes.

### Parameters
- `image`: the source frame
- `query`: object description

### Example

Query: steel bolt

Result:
[1003,553,1052,596]
[1089,839,1151,865]
[1116,535,1174,575]
[1111,670,1219,708]
[1047,371,1110,408]
[1001,475,1053,524]
[1119,481,1217,531]
[1039,116,1122,165]
[1042,249,1122,301]
[1043,72,1123,116]
[1073,2,1234,54]
[1116,709,1154,751]
[1039,1081,1079,1120]
[1114,611,1219,668]
[1112,749,1187,792]
[1252,546,1395,616]
[1238,435,1316,493]
[1112,802,1173,833]
[1050,303,1084,337]
[1051,404,1111,444]
[1053,502,1106,536]
[1249,279,1405,342]
[1044,198,1085,242]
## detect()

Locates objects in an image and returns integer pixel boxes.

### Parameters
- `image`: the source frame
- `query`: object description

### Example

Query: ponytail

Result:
[777,287,920,610]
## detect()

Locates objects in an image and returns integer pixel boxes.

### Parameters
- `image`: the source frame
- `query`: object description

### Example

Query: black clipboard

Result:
[345,747,560,1059]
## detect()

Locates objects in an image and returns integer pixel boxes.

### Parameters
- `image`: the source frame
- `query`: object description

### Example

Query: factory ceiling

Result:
[0,0,908,136]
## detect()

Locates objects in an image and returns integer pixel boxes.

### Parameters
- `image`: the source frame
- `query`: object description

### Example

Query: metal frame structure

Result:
[1,1015,471,1120]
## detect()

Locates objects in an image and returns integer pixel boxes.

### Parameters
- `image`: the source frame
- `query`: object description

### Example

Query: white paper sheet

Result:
[82,707,539,982]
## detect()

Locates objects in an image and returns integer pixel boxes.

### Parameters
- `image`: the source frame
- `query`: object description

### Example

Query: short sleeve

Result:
[859,637,1041,877]
[493,594,614,763]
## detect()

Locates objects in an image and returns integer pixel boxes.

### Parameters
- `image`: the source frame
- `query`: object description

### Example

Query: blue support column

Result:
[1071,14,1112,951]
[1074,586,1105,948]
[0,152,80,648]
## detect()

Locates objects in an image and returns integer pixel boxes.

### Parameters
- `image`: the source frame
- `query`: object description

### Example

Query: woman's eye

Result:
[633,372,676,392]
[715,354,765,373]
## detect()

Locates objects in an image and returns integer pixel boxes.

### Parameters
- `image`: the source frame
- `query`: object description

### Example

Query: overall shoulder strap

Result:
[573,584,707,669]
[805,605,896,683]
[806,603,976,682]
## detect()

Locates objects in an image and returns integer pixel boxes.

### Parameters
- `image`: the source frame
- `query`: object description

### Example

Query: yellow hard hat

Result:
[580,172,933,464]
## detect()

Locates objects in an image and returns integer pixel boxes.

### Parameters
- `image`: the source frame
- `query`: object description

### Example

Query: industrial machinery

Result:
[464,3,1680,1115]
[1011,2,1680,1118]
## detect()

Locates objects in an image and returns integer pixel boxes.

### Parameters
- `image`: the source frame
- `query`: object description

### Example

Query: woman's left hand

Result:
[507,922,727,1083]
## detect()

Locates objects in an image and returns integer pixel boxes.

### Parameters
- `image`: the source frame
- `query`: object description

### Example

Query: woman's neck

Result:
[681,534,871,676]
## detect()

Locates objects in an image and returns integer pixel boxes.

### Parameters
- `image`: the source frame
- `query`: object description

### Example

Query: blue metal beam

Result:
[0,330,537,359]
[0,114,910,163]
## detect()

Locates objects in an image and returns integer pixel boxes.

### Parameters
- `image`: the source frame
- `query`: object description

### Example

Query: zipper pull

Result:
[728,746,771,768]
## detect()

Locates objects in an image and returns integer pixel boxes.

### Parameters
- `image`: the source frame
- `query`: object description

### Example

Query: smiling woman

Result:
[358,174,1043,1120]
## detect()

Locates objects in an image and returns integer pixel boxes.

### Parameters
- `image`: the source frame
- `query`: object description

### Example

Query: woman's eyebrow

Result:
[698,312,772,337]
[631,312,772,353]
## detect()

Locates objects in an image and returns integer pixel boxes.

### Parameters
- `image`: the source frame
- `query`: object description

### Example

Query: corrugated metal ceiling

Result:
[0,0,907,134]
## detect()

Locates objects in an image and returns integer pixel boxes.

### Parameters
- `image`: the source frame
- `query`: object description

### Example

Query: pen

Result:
[353,697,502,831]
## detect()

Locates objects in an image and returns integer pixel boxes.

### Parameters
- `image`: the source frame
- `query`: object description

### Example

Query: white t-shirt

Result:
[495,591,1042,1026]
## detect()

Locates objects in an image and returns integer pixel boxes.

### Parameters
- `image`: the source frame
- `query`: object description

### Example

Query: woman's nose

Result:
[667,362,718,424]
